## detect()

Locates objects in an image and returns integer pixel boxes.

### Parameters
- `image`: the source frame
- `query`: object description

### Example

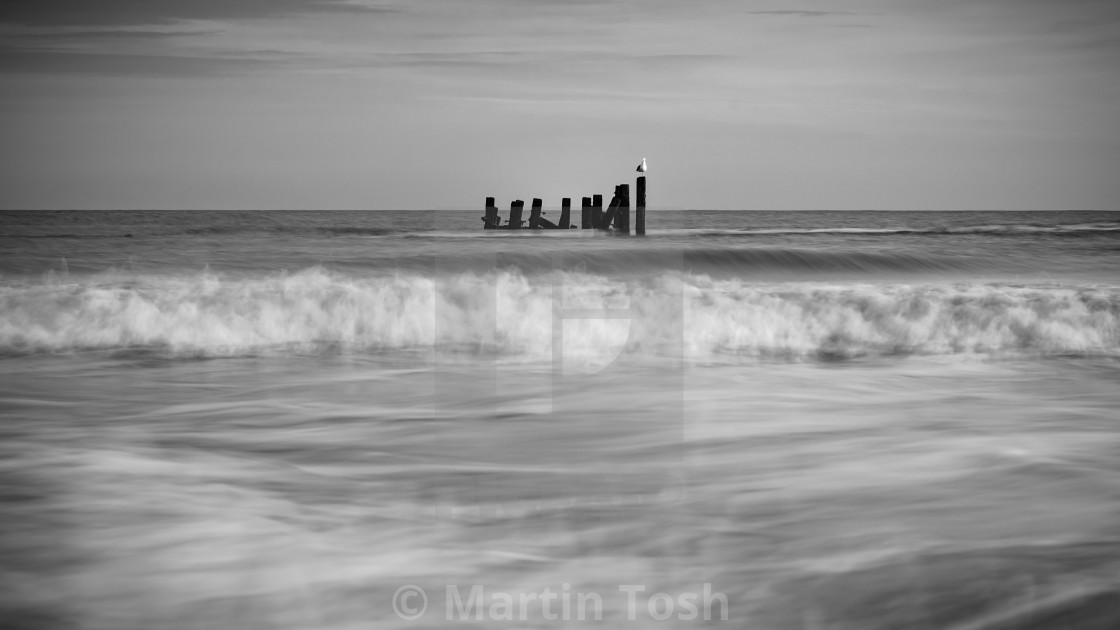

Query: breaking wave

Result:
[673,221,1120,237]
[2,267,1117,361]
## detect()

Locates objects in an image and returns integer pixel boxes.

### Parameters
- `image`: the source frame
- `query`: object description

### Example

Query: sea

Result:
[1,209,1118,629]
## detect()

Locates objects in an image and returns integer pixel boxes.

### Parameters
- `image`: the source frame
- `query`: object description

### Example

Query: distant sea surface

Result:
[2,210,1119,629]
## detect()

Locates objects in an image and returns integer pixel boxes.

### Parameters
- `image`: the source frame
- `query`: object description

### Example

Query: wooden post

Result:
[635,176,646,235]
[614,184,630,234]
[482,196,499,229]
[529,198,543,229]
[592,194,603,229]
[559,198,571,229]
[581,197,592,229]
[599,192,621,231]
[508,200,524,229]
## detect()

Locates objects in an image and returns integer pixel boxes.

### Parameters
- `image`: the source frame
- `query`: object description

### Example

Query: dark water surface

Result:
[1,210,1118,629]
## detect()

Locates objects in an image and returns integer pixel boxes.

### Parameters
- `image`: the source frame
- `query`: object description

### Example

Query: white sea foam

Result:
[1,268,1117,360]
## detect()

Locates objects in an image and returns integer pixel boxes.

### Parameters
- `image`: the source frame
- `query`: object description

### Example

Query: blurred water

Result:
[1,210,1118,629]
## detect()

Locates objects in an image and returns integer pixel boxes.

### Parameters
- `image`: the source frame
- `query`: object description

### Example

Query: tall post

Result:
[581,197,592,229]
[615,184,630,234]
[508,200,524,230]
[482,196,498,229]
[559,198,571,229]
[592,194,603,229]
[529,198,543,229]
[635,176,646,235]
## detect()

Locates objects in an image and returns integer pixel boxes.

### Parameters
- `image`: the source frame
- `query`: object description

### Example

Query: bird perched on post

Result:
[636,157,647,173]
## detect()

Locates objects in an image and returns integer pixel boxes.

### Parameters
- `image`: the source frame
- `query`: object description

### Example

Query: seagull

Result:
[636,157,647,173]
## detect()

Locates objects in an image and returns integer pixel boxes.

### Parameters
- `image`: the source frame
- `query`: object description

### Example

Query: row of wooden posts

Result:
[482,176,647,235]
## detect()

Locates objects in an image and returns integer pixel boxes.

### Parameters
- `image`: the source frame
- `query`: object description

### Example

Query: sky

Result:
[0,0,1118,210]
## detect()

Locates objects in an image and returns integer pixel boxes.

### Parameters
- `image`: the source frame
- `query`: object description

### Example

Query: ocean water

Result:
[1,209,1119,629]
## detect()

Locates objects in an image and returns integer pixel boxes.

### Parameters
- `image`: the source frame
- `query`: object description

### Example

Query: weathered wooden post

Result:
[508,199,524,229]
[615,184,630,234]
[529,198,543,229]
[482,197,499,229]
[482,173,647,232]
[599,190,621,231]
[635,177,646,235]
[537,204,559,229]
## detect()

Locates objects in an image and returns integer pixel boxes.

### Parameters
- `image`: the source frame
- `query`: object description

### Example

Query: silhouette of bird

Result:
[636,157,647,173]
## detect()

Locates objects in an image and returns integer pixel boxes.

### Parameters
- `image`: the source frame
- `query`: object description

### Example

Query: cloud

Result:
[747,10,855,18]
[0,50,274,77]
[0,2,400,76]
[350,51,729,70]
[8,29,217,40]
[0,0,394,27]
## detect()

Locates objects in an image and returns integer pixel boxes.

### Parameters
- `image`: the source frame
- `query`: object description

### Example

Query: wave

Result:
[400,247,970,276]
[675,247,962,274]
[5,233,122,239]
[182,226,401,237]
[8,218,1117,241]
[317,227,399,236]
[2,268,1117,361]
[0,227,400,239]
[669,222,1120,238]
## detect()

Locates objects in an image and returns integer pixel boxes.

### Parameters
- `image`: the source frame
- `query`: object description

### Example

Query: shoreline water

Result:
[1,210,1118,628]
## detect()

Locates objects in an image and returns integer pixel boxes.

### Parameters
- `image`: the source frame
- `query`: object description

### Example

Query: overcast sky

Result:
[1,0,1118,210]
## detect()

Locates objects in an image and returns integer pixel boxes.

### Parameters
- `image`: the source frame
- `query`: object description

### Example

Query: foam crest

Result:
[1,269,441,356]
[683,280,1120,359]
[1,268,1117,361]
